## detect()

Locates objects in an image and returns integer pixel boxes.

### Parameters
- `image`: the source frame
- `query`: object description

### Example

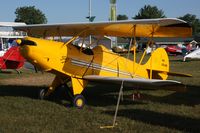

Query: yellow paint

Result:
[17,37,172,96]
[17,20,192,38]
[16,39,22,45]
[71,78,87,95]
[76,99,83,107]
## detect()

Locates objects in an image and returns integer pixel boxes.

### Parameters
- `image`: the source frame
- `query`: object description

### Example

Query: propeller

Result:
[16,39,40,73]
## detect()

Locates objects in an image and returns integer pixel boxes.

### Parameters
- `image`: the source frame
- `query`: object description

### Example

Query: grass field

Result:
[0,56,199,133]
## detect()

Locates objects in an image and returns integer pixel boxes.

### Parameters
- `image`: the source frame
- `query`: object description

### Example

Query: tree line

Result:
[14,5,200,36]
[117,5,200,36]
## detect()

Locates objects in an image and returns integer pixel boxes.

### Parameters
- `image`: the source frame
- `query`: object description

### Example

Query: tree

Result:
[110,0,116,4]
[15,6,47,24]
[133,5,166,19]
[178,14,200,35]
[117,14,128,20]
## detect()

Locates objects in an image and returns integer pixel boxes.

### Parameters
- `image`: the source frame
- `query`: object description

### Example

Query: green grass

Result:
[0,68,36,79]
[0,57,199,133]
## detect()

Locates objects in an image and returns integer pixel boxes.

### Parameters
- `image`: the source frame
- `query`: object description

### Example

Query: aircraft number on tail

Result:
[161,59,167,67]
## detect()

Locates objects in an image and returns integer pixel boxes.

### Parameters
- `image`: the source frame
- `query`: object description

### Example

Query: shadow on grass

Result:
[0,83,143,108]
[84,83,145,107]
[0,71,13,74]
[84,83,200,107]
[0,83,199,107]
[142,85,200,106]
[0,85,47,99]
[104,109,200,133]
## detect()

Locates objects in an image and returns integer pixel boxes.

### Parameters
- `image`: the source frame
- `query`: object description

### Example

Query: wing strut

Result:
[149,25,156,79]
[125,25,137,78]
[64,28,88,46]
[133,25,137,74]
[132,25,156,78]
[100,81,124,129]
[80,34,86,52]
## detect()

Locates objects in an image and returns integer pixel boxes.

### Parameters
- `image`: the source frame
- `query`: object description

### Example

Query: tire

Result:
[38,88,48,100]
[73,94,85,109]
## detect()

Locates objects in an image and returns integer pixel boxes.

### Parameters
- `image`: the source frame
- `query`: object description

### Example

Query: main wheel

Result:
[38,88,48,100]
[73,94,85,109]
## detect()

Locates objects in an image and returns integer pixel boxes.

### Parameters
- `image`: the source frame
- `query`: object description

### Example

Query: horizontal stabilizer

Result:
[148,69,192,77]
[166,71,192,77]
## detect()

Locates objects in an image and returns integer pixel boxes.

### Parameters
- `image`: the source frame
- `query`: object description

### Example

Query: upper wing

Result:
[13,18,192,38]
[0,22,26,27]
[83,75,186,91]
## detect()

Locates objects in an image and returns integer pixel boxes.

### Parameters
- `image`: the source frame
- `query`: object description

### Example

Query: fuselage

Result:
[19,37,169,80]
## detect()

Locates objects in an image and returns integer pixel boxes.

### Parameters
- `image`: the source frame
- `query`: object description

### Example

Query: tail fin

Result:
[144,48,192,80]
[144,48,169,80]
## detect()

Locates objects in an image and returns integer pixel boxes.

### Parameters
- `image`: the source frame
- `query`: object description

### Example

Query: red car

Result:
[165,45,182,55]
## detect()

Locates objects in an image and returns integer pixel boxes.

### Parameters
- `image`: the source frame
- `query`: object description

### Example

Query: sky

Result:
[0,0,200,23]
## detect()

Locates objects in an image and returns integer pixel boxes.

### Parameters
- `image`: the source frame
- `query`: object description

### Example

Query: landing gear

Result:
[38,80,86,109]
[73,94,85,109]
[38,88,48,100]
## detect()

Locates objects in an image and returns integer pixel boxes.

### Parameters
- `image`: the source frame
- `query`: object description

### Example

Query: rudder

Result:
[144,48,169,80]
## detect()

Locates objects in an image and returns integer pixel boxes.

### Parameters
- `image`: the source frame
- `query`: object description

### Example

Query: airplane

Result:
[0,22,26,73]
[13,18,192,108]
[0,43,25,73]
[183,48,200,61]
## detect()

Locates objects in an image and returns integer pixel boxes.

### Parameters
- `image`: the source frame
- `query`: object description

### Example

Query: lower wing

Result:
[83,75,186,91]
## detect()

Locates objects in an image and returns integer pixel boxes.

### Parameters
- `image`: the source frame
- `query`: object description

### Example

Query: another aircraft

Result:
[13,18,192,108]
[0,43,25,73]
[0,22,26,72]
[183,48,200,61]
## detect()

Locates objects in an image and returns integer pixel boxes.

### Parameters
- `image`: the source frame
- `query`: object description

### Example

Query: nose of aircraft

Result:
[16,39,22,45]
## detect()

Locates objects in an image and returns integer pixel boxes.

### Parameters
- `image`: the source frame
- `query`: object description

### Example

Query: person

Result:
[0,42,2,51]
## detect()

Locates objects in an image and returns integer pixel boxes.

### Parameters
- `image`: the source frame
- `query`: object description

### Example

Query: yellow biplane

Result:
[13,18,192,108]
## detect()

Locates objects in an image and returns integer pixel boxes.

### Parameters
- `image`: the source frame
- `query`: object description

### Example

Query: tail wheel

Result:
[38,88,48,100]
[73,94,85,109]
